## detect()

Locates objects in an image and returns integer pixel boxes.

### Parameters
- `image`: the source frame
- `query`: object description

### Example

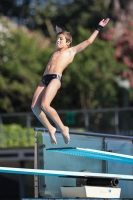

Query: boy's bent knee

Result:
[31,101,35,110]
[41,103,49,112]
[31,105,40,115]
[31,104,34,112]
[31,106,36,115]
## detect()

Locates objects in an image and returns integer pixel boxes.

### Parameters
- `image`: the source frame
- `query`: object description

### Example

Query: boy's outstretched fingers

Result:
[99,18,110,27]
[104,18,110,25]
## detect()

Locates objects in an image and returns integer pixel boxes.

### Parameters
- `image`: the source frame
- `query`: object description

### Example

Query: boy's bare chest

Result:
[50,52,67,63]
[47,50,74,69]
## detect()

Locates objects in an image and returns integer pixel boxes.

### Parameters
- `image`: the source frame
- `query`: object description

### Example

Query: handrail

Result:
[1,106,133,116]
[34,127,133,140]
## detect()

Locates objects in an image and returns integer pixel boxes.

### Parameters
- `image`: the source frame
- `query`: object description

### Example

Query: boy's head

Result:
[57,31,72,48]
[60,31,72,47]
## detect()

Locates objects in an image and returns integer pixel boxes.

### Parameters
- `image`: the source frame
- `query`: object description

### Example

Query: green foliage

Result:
[0,1,133,112]
[57,0,110,32]
[0,124,35,148]
[0,16,52,112]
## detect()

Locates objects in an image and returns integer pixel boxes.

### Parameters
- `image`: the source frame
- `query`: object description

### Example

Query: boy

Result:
[31,18,110,145]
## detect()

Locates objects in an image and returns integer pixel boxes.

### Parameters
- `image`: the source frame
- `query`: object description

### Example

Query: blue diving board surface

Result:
[0,167,133,180]
[46,147,133,165]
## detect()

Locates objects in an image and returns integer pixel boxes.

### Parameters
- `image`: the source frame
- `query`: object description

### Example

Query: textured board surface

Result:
[46,147,133,164]
[0,167,133,180]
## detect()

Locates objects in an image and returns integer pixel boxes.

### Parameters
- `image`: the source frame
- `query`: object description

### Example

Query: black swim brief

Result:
[41,74,62,86]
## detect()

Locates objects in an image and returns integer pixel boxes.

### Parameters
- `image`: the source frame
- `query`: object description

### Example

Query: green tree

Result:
[29,0,110,39]
[0,16,52,112]
[0,0,110,40]
[1,1,133,111]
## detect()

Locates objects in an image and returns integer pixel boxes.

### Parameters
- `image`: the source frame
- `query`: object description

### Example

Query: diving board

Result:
[0,167,133,180]
[46,147,133,164]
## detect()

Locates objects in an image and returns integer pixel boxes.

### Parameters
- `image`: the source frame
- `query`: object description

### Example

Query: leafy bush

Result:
[0,124,35,147]
[0,16,52,112]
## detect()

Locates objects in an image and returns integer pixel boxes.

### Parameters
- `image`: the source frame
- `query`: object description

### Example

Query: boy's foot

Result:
[61,126,70,144]
[49,127,57,145]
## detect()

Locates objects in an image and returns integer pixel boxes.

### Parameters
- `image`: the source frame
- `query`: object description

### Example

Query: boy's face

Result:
[56,33,69,50]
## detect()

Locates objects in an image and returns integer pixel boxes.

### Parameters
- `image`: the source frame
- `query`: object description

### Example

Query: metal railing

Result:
[34,127,133,140]
[0,107,133,147]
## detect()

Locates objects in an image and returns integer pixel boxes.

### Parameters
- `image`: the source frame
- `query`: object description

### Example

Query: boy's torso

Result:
[44,47,75,76]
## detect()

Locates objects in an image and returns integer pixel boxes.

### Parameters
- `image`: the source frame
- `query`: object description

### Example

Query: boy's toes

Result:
[62,127,70,144]
[50,138,57,145]
[49,127,57,145]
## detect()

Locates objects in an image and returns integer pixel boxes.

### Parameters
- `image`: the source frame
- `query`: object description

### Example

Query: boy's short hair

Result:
[58,31,72,47]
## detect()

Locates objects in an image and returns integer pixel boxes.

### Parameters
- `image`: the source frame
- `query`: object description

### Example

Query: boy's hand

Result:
[55,25,62,33]
[99,18,110,27]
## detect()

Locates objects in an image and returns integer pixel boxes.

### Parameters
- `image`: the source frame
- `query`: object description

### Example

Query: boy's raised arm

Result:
[72,18,110,54]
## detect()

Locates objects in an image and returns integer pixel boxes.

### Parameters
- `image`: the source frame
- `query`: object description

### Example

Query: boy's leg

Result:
[31,82,57,144]
[41,79,70,144]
